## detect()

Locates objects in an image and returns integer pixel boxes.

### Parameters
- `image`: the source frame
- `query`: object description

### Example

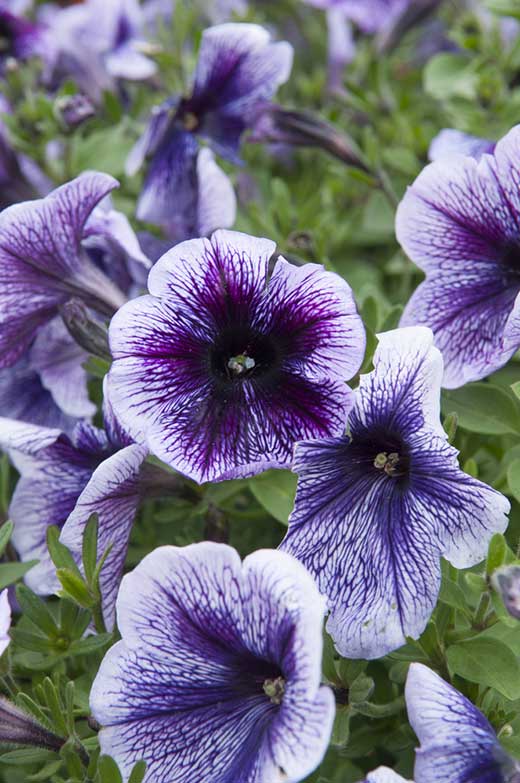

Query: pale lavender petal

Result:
[196,147,237,237]
[363,769,412,783]
[60,443,148,630]
[29,317,94,420]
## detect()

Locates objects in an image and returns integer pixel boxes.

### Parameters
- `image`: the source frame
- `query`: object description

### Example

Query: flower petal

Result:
[196,147,237,237]
[428,129,495,162]
[60,443,147,630]
[406,663,508,783]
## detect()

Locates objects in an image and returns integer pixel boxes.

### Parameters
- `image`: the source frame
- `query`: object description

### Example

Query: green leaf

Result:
[424,53,479,100]
[46,526,82,577]
[486,533,508,575]
[508,458,520,503]
[248,470,297,524]
[0,521,13,557]
[128,760,147,783]
[330,706,351,747]
[56,568,94,609]
[98,754,123,783]
[441,383,520,435]
[0,560,38,590]
[447,637,520,699]
[68,634,112,657]
[16,585,59,638]
[0,749,56,765]
[442,412,458,443]
[438,578,470,615]
[71,125,134,178]
[82,513,99,585]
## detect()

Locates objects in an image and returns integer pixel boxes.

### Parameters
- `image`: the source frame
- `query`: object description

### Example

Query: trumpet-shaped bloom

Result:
[128,23,292,239]
[406,663,520,783]
[280,327,509,658]
[492,564,520,620]
[107,229,365,483]
[398,124,520,387]
[90,543,335,783]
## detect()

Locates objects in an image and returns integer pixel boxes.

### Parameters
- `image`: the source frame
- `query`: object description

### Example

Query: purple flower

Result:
[0,404,147,629]
[0,590,11,657]
[406,663,520,783]
[0,3,45,72]
[90,543,335,783]
[128,23,292,239]
[398,124,520,388]
[107,229,365,484]
[280,327,509,659]
[428,129,495,162]
[0,172,129,370]
[40,0,157,102]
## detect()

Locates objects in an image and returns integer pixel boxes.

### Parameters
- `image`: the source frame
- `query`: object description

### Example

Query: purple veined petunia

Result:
[0,395,148,630]
[359,769,411,783]
[280,327,509,659]
[398,124,520,388]
[127,23,292,239]
[406,663,520,783]
[0,590,11,657]
[90,542,335,783]
[0,171,131,370]
[428,129,495,162]
[107,228,366,484]
[39,0,157,102]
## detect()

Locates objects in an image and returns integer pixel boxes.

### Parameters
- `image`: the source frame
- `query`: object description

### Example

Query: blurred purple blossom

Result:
[91,543,334,783]
[428,129,495,162]
[107,229,365,483]
[0,590,11,657]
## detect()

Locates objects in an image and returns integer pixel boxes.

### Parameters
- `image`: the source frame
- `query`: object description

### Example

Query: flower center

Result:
[263,676,285,705]
[183,111,199,131]
[227,353,256,376]
[210,327,279,383]
[373,451,401,476]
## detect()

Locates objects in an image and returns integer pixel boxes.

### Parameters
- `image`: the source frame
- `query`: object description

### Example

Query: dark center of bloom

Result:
[501,243,520,280]
[263,676,286,705]
[349,428,411,486]
[210,327,279,383]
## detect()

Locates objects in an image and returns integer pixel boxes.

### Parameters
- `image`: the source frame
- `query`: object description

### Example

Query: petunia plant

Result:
[1,2,520,783]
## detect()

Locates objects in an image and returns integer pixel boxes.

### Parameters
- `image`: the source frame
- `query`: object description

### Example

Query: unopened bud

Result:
[60,298,111,361]
[492,565,520,620]
[0,697,64,751]
[55,94,95,130]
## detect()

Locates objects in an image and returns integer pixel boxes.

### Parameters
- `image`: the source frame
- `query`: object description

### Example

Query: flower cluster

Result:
[0,2,518,782]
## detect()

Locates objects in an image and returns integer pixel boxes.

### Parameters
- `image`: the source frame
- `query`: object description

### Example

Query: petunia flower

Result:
[90,542,335,783]
[0,396,148,629]
[428,128,495,162]
[0,590,11,657]
[40,0,157,102]
[406,662,520,783]
[107,229,365,484]
[280,327,509,659]
[0,172,129,369]
[398,124,520,387]
[127,23,292,240]
[0,1,46,73]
